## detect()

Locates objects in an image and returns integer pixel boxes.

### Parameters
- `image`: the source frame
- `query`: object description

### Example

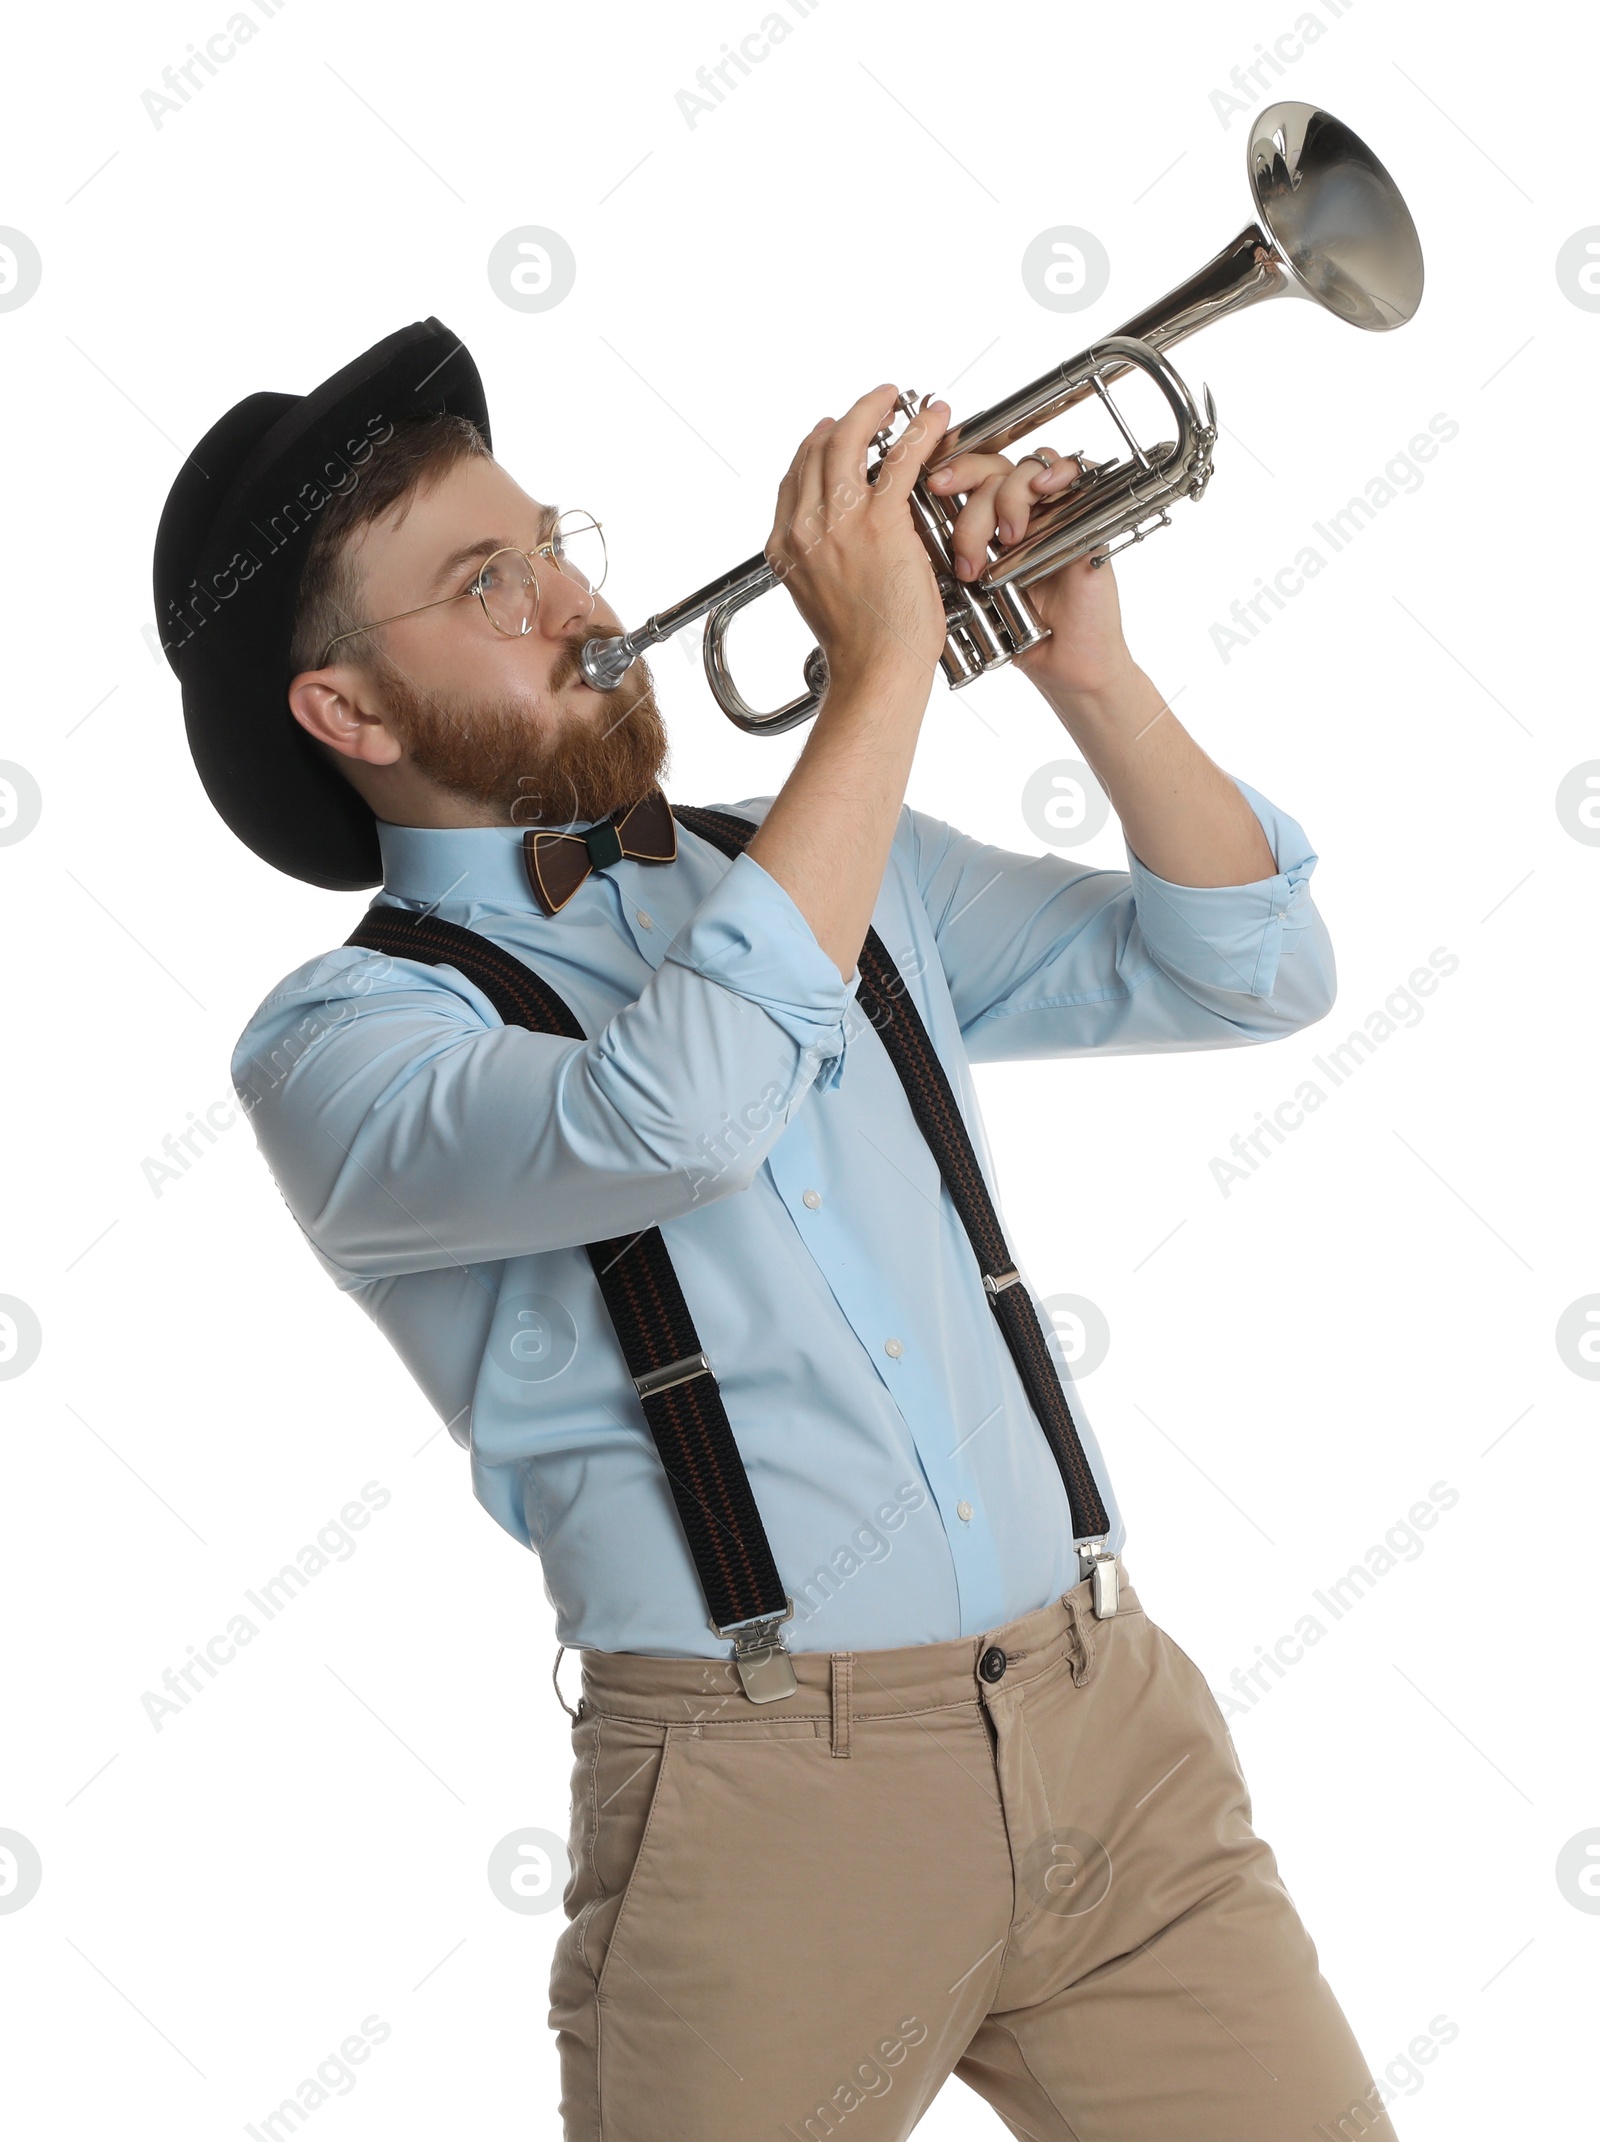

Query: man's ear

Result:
[287,668,403,768]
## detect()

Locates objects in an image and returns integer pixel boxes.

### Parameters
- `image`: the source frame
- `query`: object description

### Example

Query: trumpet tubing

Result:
[579,100,1423,736]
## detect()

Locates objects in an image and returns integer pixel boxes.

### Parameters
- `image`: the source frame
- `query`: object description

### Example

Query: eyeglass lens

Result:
[477,512,608,635]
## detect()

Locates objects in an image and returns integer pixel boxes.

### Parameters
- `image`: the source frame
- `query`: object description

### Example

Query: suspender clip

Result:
[984,1268,1022,1297]
[710,1598,798,1703]
[1077,1539,1120,1618]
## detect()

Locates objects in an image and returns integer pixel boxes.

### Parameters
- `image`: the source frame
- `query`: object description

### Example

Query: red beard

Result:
[375,639,669,829]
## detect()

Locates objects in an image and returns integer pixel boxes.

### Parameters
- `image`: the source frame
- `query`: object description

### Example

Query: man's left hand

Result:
[927,439,1278,887]
[926,444,1132,700]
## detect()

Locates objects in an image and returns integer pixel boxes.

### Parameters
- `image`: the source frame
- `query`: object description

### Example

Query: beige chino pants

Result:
[548,1561,1397,2142]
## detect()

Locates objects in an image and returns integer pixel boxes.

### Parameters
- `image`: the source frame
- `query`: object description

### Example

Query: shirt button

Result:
[957,1499,973,1522]
[802,1189,822,1210]
[884,1338,904,1359]
[635,909,653,929]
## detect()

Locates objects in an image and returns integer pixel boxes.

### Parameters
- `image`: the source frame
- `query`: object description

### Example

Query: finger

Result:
[1022,449,1085,495]
[944,470,1005,581]
[767,418,833,577]
[765,427,810,572]
[925,450,1011,495]
[869,395,951,503]
[929,447,1079,564]
[949,453,1085,577]
[817,382,904,497]
[773,416,831,515]
[929,447,1081,488]
[995,452,1082,543]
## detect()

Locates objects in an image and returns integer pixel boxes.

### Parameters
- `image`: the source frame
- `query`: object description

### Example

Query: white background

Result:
[2,0,1596,2134]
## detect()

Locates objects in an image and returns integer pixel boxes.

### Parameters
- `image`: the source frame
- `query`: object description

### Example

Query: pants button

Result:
[978,1644,1008,1684]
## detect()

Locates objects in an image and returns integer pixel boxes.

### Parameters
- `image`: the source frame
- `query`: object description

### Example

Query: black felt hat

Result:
[152,317,491,889]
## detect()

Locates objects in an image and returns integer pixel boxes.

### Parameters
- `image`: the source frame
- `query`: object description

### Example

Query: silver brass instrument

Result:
[580,100,1423,735]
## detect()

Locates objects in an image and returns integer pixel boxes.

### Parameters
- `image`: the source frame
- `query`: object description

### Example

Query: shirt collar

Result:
[376,819,565,913]
[374,811,678,916]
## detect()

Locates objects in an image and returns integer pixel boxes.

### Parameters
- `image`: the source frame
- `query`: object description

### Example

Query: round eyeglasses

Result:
[318,510,607,666]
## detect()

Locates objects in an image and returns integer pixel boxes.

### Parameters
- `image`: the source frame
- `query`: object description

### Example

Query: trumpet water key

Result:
[580,100,1423,736]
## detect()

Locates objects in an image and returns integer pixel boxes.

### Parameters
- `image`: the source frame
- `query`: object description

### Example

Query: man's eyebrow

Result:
[427,504,559,593]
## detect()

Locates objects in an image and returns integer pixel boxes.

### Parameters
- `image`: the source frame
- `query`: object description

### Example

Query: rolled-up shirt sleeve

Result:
[230,850,856,1280]
[907,775,1336,1062]
[666,848,858,1077]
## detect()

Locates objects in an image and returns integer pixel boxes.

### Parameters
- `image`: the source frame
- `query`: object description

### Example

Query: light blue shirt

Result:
[231,781,1334,1658]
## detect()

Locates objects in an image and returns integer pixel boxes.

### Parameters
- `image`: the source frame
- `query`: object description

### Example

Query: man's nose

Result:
[535,555,596,640]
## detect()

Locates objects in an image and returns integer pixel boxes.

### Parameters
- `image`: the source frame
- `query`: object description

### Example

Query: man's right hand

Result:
[764,385,953,690]
[742,388,955,985]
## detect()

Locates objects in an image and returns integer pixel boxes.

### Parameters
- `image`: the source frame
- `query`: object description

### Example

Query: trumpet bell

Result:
[1246,101,1424,332]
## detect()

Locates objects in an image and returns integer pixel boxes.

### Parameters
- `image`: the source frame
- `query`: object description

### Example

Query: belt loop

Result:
[1063,1595,1097,1688]
[830,1653,852,1757]
[552,1643,583,1723]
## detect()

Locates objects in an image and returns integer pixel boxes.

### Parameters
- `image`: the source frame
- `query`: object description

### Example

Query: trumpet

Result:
[579,100,1423,736]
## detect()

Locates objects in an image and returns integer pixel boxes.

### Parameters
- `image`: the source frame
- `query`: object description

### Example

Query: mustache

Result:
[548,635,657,720]
[546,636,587,692]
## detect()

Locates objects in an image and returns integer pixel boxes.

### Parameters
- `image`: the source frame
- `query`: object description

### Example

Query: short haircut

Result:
[289,410,491,677]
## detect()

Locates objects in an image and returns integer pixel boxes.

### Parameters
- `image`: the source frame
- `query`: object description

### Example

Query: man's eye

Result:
[477,555,531,593]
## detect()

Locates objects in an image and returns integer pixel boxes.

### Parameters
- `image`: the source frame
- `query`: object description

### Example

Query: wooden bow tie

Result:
[522,788,678,916]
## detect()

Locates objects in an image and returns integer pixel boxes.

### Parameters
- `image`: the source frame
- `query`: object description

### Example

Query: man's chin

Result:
[378,655,667,828]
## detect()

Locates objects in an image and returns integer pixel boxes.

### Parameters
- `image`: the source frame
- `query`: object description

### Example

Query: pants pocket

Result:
[561,1714,677,2001]
[1145,1619,1252,1797]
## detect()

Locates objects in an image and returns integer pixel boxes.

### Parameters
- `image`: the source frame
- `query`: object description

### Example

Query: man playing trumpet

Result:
[159,318,1393,2142]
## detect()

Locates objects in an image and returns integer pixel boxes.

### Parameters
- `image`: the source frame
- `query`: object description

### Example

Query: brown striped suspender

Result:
[343,803,1111,1700]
